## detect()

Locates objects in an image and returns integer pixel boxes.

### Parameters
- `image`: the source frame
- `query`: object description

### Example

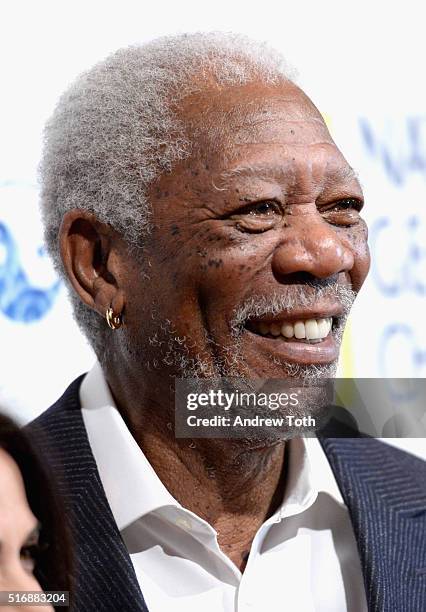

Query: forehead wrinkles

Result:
[184,112,333,181]
[181,82,324,142]
[193,105,329,147]
[229,101,328,143]
[179,83,338,189]
[217,145,350,196]
[232,116,327,145]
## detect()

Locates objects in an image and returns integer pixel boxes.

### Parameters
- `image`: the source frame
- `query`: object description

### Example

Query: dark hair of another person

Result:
[0,413,73,602]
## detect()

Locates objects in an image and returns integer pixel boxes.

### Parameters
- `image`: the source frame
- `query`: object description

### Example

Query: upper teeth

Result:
[257,317,333,341]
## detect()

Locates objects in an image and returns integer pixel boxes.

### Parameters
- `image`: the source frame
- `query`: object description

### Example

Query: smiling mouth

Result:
[246,316,336,344]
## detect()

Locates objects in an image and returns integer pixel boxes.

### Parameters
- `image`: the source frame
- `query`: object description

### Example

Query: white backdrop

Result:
[0,1,425,457]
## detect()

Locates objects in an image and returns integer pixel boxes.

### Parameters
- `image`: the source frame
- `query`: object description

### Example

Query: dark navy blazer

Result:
[29,376,426,612]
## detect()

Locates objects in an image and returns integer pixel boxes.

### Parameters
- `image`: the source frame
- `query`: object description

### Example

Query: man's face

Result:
[120,79,370,380]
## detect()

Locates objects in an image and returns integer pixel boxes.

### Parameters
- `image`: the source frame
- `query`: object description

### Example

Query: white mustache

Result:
[230,282,357,332]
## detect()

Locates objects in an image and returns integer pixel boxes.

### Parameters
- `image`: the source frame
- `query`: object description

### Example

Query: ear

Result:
[59,209,125,318]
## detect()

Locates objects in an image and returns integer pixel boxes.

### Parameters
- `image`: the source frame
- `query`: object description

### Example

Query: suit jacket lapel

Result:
[30,376,149,612]
[320,435,426,612]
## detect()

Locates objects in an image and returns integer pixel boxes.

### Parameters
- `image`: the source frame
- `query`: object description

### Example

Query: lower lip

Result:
[245,329,339,364]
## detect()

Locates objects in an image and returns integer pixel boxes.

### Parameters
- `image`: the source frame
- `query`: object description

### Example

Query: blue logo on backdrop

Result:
[0,222,61,323]
[380,323,426,383]
[370,215,426,297]
[360,116,426,185]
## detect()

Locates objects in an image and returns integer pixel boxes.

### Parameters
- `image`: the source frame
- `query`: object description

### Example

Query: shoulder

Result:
[27,375,88,462]
[377,439,426,490]
[29,375,86,430]
[321,434,426,501]
[355,437,426,478]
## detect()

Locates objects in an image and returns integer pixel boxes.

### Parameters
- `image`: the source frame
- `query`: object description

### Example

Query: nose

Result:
[272,206,354,279]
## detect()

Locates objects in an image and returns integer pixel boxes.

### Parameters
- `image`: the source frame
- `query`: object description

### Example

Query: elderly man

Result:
[32,33,425,612]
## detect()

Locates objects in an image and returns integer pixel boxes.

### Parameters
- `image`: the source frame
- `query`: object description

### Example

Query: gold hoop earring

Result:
[105,306,122,330]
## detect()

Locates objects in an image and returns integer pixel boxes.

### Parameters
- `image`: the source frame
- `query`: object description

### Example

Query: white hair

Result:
[39,32,294,355]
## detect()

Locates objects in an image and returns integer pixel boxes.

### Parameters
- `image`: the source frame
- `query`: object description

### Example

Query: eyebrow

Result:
[217,163,361,190]
[323,166,361,189]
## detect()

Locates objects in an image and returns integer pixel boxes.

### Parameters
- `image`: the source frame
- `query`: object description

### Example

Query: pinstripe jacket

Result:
[29,375,426,612]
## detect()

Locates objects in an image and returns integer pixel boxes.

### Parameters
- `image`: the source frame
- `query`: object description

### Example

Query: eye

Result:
[19,537,48,575]
[320,197,363,227]
[229,200,283,233]
[327,197,363,212]
[245,200,282,216]
[20,545,38,574]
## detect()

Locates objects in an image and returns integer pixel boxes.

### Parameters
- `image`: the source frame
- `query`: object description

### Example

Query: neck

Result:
[137,429,287,571]
[106,369,288,571]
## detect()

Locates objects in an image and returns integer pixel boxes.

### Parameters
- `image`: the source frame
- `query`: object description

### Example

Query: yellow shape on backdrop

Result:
[340,318,355,378]
[322,113,332,131]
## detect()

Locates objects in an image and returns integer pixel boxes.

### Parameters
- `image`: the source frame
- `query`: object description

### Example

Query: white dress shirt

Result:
[80,362,367,611]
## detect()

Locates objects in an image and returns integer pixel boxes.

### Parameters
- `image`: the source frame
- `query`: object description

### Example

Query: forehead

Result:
[175,80,358,194]
[182,80,332,153]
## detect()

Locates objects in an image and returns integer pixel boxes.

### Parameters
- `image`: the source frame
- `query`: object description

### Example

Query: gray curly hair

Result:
[39,32,294,357]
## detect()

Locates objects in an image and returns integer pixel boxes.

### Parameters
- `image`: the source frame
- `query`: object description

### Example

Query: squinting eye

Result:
[229,199,283,233]
[245,200,281,216]
[328,197,363,212]
[320,197,363,227]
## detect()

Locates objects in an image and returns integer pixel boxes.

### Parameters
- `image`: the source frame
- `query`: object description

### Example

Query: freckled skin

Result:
[60,79,370,571]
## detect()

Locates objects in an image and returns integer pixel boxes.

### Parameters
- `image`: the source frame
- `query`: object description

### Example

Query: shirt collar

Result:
[280,436,345,521]
[80,362,345,531]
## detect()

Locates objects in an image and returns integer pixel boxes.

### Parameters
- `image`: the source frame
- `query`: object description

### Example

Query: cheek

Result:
[184,237,255,323]
[197,238,261,293]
